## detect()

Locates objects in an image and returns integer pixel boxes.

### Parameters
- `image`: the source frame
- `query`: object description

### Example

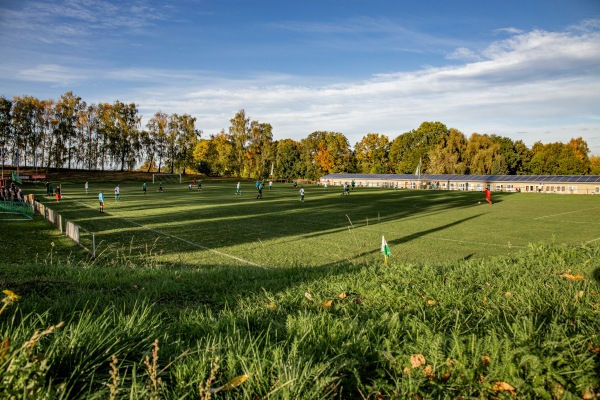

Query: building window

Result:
[476,183,483,191]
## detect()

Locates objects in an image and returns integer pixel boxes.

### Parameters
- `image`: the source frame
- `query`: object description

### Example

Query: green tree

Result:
[426,128,467,174]
[513,140,532,175]
[389,122,449,173]
[146,112,168,172]
[354,133,390,173]
[274,139,303,180]
[174,113,201,174]
[229,110,250,177]
[464,133,502,174]
[53,91,84,169]
[245,121,274,179]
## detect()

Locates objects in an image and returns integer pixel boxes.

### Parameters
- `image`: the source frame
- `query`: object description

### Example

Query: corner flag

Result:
[381,236,391,265]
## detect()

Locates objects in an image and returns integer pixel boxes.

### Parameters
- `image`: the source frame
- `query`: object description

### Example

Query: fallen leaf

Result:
[491,381,515,392]
[0,338,9,359]
[561,273,585,281]
[338,292,347,299]
[304,292,313,301]
[321,300,333,308]
[441,371,451,382]
[410,354,426,369]
[426,299,436,306]
[423,365,435,380]
[210,374,248,393]
[268,302,277,310]
[587,342,600,354]
[482,355,490,367]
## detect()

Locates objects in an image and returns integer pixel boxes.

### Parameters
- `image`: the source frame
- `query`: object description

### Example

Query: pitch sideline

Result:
[62,195,266,269]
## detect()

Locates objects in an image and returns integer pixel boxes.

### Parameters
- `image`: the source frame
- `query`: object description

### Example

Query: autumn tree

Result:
[530,139,591,175]
[354,133,390,173]
[301,131,353,180]
[590,155,600,175]
[426,128,467,174]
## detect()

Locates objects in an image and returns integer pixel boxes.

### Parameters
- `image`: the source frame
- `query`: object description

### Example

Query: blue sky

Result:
[1,0,599,154]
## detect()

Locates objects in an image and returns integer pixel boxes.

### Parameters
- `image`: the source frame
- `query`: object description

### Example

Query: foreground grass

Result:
[1,240,599,399]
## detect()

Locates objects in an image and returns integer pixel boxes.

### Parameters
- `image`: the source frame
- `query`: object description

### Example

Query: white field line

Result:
[533,206,600,220]
[585,237,600,244]
[431,237,526,248]
[63,196,265,268]
[356,224,526,249]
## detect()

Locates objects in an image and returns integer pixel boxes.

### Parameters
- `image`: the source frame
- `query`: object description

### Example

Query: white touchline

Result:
[63,196,266,268]
[533,206,600,220]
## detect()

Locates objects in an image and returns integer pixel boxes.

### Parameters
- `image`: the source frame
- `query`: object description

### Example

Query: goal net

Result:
[152,173,182,184]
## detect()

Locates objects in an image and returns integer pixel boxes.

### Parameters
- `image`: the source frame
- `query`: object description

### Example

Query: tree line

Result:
[1,92,599,179]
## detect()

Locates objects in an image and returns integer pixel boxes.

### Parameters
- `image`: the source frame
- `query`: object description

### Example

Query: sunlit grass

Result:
[1,181,599,398]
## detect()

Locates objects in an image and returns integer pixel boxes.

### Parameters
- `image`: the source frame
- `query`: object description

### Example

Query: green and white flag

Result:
[414,158,421,176]
[381,236,391,260]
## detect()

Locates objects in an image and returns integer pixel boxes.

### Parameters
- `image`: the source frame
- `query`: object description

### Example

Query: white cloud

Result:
[1,11,599,154]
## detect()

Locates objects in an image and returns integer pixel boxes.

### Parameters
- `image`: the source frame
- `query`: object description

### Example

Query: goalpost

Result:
[152,173,182,184]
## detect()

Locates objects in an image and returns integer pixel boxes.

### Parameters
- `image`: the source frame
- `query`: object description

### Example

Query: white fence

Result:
[34,200,96,257]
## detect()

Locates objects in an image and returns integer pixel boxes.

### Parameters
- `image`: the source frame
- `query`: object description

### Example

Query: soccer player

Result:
[256,182,263,199]
[269,180,273,190]
[115,184,120,202]
[293,180,297,189]
[143,182,147,195]
[56,185,61,202]
[99,191,105,213]
[158,182,163,192]
[351,180,355,190]
[236,181,242,195]
[188,183,193,191]
[198,179,202,191]
[300,186,305,202]
[484,188,493,204]
[85,181,89,194]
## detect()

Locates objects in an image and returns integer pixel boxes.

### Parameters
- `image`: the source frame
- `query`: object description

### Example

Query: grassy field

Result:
[1,178,600,399]
[24,179,600,267]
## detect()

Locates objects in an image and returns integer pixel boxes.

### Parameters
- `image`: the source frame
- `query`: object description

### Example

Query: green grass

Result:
[1,180,600,399]
[24,180,600,266]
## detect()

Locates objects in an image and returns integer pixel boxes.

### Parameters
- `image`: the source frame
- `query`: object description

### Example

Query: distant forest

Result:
[2,92,599,180]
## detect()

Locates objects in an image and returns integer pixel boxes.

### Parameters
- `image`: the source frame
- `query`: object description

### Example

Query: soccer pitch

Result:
[35,181,600,267]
